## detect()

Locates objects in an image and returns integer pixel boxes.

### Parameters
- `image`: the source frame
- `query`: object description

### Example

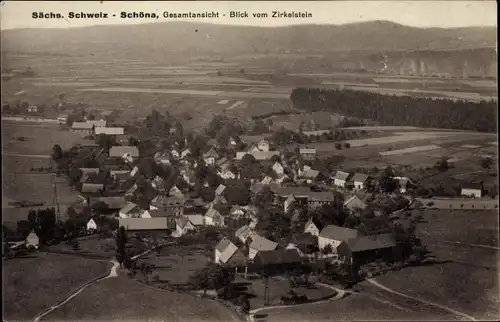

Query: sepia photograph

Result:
[1,1,498,321]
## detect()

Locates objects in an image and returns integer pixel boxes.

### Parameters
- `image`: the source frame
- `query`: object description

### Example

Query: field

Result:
[48,235,117,258]
[44,276,240,322]
[359,209,500,320]
[3,252,111,321]
[135,244,211,285]
[2,122,83,224]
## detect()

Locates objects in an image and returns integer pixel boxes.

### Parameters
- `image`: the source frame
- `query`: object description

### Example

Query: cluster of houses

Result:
[212,213,399,273]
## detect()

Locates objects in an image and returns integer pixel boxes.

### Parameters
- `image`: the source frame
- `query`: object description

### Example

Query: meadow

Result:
[3,252,111,321]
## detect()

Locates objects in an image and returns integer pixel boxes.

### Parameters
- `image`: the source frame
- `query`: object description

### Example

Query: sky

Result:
[0,1,497,30]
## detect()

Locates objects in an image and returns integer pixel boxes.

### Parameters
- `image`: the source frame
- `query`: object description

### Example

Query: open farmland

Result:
[44,276,240,322]
[3,252,111,321]
[361,209,500,320]
[379,144,442,156]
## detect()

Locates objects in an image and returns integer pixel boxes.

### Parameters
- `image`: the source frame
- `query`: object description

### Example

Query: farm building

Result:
[94,127,124,135]
[461,182,484,198]
[140,209,176,228]
[184,214,205,228]
[352,173,370,190]
[109,146,139,159]
[393,177,414,194]
[358,217,393,236]
[150,195,186,215]
[71,122,94,135]
[337,234,397,266]
[215,238,247,267]
[332,171,352,189]
[180,148,192,159]
[254,249,302,275]
[119,217,171,231]
[79,168,100,175]
[246,144,260,153]
[248,235,278,260]
[80,183,104,194]
[318,225,359,253]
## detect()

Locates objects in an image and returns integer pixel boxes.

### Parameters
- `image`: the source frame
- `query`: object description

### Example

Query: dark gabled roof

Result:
[148,208,176,218]
[358,217,393,236]
[319,225,359,241]
[461,182,483,190]
[89,196,127,209]
[254,249,302,266]
[342,234,397,253]
[352,173,369,183]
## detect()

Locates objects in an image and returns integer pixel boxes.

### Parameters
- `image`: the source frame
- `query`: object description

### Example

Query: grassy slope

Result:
[3,253,111,321]
[44,276,240,322]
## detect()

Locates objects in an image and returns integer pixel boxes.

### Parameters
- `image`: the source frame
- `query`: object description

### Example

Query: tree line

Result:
[290,88,497,133]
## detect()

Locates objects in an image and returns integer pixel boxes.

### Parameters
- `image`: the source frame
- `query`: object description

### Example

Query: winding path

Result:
[366,278,477,321]
[247,282,350,322]
[31,260,119,322]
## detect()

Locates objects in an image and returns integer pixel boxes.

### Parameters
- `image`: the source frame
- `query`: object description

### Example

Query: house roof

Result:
[148,208,176,218]
[300,148,316,154]
[300,169,320,179]
[249,235,278,252]
[254,249,302,266]
[72,122,94,129]
[319,225,359,241]
[358,217,393,236]
[151,195,187,207]
[204,147,219,158]
[79,168,100,174]
[89,196,127,209]
[119,217,170,231]
[235,225,255,240]
[215,238,239,264]
[215,184,226,196]
[120,201,139,214]
[352,173,369,183]
[462,182,483,190]
[109,146,139,158]
[94,127,124,135]
[333,171,351,181]
[185,214,205,226]
[85,120,107,127]
[81,183,104,193]
[205,208,221,219]
[344,195,367,210]
[342,234,397,252]
[126,183,138,195]
[216,157,229,167]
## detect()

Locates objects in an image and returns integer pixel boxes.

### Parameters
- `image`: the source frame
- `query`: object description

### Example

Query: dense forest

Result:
[290,88,497,133]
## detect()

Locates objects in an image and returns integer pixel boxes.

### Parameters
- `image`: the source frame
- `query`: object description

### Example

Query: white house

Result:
[170,149,180,159]
[215,238,246,267]
[461,182,483,198]
[248,235,278,260]
[86,218,98,231]
[205,208,225,227]
[272,162,285,176]
[25,231,39,249]
[169,185,184,198]
[332,171,351,189]
[304,217,323,236]
[393,176,414,194]
[235,225,256,244]
[257,140,270,152]
[175,216,196,237]
[318,225,359,253]
[203,147,219,166]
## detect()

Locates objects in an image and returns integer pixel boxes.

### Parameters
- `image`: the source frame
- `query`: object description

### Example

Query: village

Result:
[4,102,497,317]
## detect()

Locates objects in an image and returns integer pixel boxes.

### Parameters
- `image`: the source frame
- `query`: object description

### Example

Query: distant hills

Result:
[1,21,497,77]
